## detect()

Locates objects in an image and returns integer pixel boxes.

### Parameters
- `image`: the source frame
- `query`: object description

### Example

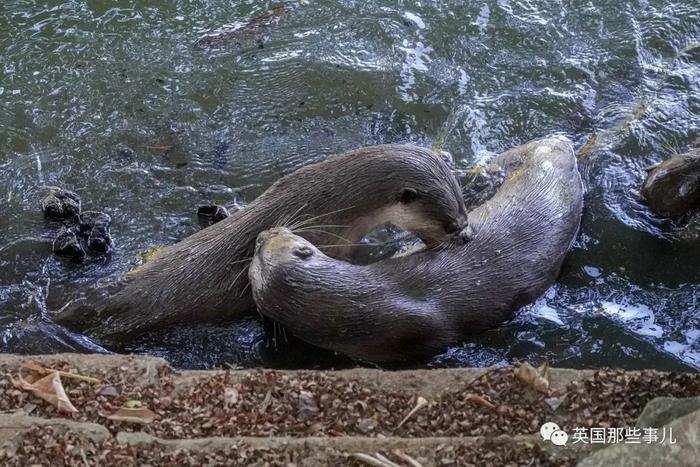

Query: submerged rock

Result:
[641,148,700,219]
[87,223,113,254]
[195,4,285,49]
[78,211,112,234]
[79,211,113,253]
[41,189,81,220]
[197,204,230,226]
[52,227,85,261]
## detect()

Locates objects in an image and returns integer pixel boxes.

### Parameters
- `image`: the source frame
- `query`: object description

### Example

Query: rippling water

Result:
[1,0,699,370]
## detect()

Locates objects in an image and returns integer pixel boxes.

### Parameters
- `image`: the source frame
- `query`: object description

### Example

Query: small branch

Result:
[392,450,423,467]
[397,396,428,429]
[21,363,101,384]
[465,393,497,411]
[350,453,395,467]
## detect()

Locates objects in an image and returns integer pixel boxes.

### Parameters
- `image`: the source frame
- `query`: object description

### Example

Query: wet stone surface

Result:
[41,189,81,221]
[197,204,230,227]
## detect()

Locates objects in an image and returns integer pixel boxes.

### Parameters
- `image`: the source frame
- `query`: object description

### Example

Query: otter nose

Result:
[456,224,474,244]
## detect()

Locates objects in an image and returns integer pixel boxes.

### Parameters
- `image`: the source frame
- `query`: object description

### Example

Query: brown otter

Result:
[54,145,469,342]
[641,148,700,219]
[249,137,584,362]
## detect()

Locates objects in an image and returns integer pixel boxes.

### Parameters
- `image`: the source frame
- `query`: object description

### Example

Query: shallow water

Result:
[1,0,699,370]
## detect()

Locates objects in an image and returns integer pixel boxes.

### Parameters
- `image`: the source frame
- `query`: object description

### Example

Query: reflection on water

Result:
[0,0,699,370]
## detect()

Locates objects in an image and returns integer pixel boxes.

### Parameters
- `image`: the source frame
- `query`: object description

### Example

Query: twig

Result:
[374,453,403,467]
[392,450,423,467]
[465,393,497,411]
[21,363,101,384]
[397,396,428,429]
[350,453,395,467]
[464,367,501,389]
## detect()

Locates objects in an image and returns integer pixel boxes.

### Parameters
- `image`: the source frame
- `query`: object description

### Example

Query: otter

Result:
[54,145,469,342]
[641,148,700,219]
[249,137,584,362]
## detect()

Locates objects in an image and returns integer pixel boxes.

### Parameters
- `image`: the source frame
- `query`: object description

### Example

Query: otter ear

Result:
[400,187,419,204]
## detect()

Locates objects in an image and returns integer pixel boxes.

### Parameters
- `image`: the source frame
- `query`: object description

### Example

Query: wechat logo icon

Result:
[541,422,568,446]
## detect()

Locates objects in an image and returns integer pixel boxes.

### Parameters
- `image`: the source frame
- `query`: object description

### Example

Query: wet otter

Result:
[249,137,584,362]
[54,145,469,342]
[641,148,700,219]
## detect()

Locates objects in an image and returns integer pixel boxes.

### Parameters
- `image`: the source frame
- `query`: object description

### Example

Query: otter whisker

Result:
[292,228,353,244]
[318,242,387,248]
[229,264,250,292]
[293,224,349,230]
[287,205,357,230]
[277,202,309,229]
[239,279,251,297]
[228,256,253,265]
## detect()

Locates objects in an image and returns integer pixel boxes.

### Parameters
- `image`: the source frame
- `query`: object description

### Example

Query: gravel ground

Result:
[1,362,698,439]
[2,426,579,467]
[0,356,698,466]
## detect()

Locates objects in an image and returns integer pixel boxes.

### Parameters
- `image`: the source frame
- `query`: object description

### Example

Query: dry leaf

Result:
[104,406,157,425]
[97,385,121,398]
[514,361,550,394]
[14,371,77,413]
[224,387,239,407]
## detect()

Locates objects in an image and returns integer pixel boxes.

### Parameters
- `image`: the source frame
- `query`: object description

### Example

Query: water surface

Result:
[1,0,699,370]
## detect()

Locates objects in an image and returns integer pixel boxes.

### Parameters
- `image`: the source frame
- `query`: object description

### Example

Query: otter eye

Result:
[293,246,313,259]
[400,187,420,203]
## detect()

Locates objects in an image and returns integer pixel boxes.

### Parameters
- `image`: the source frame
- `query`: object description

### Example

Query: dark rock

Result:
[87,223,113,254]
[78,211,112,234]
[41,189,81,220]
[637,397,700,429]
[52,227,85,261]
[197,204,230,226]
[115,143,135,159]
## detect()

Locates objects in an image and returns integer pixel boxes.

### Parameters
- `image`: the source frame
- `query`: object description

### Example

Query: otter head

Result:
[641,152,700,219]
[249,227,325,296]
[355,148,471,247]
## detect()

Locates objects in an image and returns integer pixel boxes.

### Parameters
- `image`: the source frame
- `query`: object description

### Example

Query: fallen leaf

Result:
[224,387,239,407]
[125,399,142,408]
[97,385,121,398]
[297,390,320,419]
[514,361,550,394]
[544,395,565,411]
[104,406,157,425]
[14,371,77,413]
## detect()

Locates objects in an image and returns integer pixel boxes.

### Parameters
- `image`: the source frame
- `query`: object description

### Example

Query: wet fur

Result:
[641,148,700,219]
[250,137,584,361]
[54,145,468,342]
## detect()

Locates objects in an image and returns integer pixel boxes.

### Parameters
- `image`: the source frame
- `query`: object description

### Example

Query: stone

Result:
[52,227,85,261]
[41,189,80,220]
[115,143,135,159]
[577,409,700,467]
[87,223,113,254]
[197,204,230,226]
[637,397,700,429]
[78,211,111,234]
